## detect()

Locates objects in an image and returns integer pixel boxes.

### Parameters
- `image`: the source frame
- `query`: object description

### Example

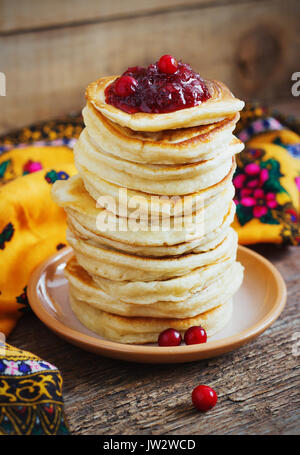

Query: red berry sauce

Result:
[158,54,178,75]
[114,75,138,97]
[105,56,211,114]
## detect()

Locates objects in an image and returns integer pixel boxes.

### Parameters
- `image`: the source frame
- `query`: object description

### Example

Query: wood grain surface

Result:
[1,0,299,134]
[7,244,300,435]
[0,0,215,32]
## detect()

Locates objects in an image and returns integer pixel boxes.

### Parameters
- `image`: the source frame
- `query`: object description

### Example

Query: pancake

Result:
[52,174,235,249]
[65,256,243,319]
[90,255,237,304]
[74,128,243,195]
[66,201,234,257]
[77,160,236,218]
[70,294,233,343]
[67,227,238,282]
[83,102,240,164]
[86,76,244,131]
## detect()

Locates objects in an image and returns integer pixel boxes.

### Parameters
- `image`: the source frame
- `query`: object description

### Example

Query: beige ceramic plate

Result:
[28,246,286,364]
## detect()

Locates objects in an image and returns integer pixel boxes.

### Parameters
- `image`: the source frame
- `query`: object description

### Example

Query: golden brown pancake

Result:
[65,256,243,320]
[89,255,238,304]
[83,102,240,164]
[76,161,237,219]
[66,201,235,257]
[66,227,238,282]
[70,293,234,344]
[86,76,244,131]
[74,127,243,195]
[52,173,235,251]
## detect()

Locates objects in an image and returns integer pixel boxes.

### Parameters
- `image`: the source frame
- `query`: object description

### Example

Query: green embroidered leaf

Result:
[236,204,253,226]
[260,159,287,194]
[273,137,288,149]
[263,178,287,194]
[3,227,13,241]
[0,160,11,178]
[45,170,58,184]
[0,222,14,249]
[260,210,280,225]
[261,158,281,176]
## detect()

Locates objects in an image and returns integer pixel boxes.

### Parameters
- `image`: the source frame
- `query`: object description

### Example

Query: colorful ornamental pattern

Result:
[0,223,14,250]
[0,160,11,178]
[45,169,69,184]
[234,147,300,244]
[22,159,43,175]
[0,343,69,435]
[16,286,31,314]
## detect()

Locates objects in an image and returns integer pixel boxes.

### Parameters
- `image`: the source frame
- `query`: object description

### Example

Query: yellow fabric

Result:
[248,129,300,146]
[0,146,76,336]
[232,129,300,245]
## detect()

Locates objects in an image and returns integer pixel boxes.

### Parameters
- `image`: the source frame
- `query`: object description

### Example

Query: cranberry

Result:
[158,328,182,346]
[192,385,218,412]
[114,75,138,97]
[105,58,211,114]
[158,54,178,74]
[184,326,207,345]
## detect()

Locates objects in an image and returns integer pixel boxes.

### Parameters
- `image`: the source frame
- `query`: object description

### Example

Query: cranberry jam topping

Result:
[105,55,211,114]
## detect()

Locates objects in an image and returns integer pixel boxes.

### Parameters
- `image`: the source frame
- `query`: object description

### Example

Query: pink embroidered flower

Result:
[237,164,270,193]
[27,360,44,373]
[239,188,278,219]
[3,360,20,376]
[23,160,43,175]
[233,173,246,189]
[233,158,280,224]
[259,168,269,185]
[253,206,268,218]
[244,163,260,176]
[234,149,288,227]
[295,176,300,191]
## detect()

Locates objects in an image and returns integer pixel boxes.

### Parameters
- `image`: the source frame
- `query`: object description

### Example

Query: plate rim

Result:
[27,245,287,362]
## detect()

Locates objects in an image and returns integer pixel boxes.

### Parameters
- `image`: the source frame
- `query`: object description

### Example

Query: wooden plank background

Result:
[0,0,299,135]
[0,0,213,32]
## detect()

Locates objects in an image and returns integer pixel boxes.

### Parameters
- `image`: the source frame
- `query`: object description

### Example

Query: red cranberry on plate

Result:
[184,326,207,345]
[158,328,182,346]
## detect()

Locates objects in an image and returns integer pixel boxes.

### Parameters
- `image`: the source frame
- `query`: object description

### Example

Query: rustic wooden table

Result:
[7,243,300,435]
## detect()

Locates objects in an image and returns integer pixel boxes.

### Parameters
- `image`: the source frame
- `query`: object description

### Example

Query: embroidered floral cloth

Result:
[0,146,77,336]
[0,146,75,434]
[0,342,68,434]
[0,104,299,435]
[232,128,300,245]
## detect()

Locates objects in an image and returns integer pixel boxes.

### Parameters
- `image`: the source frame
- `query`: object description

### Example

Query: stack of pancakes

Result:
[52,76,245,344]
